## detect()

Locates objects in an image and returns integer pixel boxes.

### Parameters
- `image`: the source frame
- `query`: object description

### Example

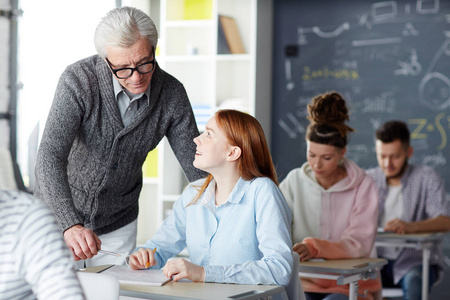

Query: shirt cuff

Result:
[204,265,224,283]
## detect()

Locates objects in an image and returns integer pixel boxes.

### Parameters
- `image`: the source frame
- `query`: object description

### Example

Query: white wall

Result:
[16,0,116,185]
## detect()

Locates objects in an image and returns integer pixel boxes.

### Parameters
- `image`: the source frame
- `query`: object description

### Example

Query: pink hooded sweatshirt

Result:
[280,158,381,299]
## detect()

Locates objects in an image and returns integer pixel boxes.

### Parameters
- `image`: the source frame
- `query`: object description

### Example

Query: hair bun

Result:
[307,91,354,136]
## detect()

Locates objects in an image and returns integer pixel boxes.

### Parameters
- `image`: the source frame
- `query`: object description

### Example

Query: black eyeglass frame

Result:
[105,49,156,79]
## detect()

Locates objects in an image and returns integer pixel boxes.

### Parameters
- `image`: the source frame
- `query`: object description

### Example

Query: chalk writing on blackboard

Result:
[271,0,450,193]
[409,112,449,151]
[418,31,450,110]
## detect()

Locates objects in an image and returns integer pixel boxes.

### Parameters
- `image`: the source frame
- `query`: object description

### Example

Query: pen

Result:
[146,247,157,268]
[98,249,121,257]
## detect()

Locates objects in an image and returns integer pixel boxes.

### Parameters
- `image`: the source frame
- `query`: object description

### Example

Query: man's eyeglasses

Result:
[105,51,156,79]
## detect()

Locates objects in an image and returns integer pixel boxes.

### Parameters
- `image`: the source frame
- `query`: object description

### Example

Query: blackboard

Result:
[271,0,450,195]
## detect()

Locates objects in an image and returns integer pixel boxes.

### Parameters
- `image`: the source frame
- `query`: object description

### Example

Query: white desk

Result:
[120,281,287,300]
[375,232,448,300]
[299,257,387,300]
[82,265,288,300]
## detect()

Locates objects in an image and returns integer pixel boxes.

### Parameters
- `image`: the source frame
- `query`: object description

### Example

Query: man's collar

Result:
[111,75,151,104]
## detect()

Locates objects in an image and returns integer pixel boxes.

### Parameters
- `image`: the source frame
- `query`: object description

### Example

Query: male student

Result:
[0,189,85,299]
[366,120,450,300]
[34,6,205,268]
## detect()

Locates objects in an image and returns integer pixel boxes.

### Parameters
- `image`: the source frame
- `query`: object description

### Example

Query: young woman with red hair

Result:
[128,109,293,286]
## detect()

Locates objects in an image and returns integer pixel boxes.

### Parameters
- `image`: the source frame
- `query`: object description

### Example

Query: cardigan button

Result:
[113,162,118,170]
[101,189,108,195]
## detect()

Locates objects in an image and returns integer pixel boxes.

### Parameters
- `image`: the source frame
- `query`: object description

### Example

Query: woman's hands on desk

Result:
[64,224,102,261]
[129,248,157,270]
[293,242,313,262]
[128,249,206,282]
[163,258,205,282]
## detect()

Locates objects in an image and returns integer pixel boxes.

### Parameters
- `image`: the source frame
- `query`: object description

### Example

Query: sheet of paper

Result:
[101,265,171,286]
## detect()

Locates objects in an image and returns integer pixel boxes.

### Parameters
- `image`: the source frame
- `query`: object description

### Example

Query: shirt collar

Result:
[111,75,151,105]
[197,177,253,208]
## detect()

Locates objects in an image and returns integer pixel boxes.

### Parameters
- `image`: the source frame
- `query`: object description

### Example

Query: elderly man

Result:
[35,6,205,267]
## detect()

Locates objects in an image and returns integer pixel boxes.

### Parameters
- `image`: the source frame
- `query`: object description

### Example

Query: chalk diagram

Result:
[283,22,350,92]
[418,30,450,110]
[280,23,350,138]
[394,48,421,76]
[279,0,448,140]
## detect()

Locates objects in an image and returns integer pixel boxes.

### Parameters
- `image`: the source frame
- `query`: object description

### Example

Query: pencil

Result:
[146,247,157,268]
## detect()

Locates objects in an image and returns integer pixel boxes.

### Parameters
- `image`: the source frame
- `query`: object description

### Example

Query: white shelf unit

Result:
[137,0,273,229]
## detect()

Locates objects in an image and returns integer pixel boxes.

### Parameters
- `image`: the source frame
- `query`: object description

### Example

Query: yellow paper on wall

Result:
[143,148,158,178]
[184,0,212,20]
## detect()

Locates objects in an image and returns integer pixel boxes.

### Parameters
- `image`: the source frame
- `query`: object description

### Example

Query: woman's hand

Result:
[293,242,313,262]
[128,248,157,270]
[163,258,205,282]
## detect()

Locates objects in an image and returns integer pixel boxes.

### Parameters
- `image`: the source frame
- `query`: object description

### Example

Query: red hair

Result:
[189,109,277,205]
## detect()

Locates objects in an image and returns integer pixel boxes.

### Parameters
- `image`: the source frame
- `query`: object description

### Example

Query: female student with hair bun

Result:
[128,109,293,286]
[280,92,381,300]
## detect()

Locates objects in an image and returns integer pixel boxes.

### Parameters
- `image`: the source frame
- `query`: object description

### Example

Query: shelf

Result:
[152,0,264,228]
[216,54,251,61]
[143,177,159,185]
[163,55,214,62]
[165,19,213,28]
[165,26,213,56]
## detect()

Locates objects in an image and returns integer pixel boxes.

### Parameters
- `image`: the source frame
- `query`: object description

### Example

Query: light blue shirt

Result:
[140,177,293,286]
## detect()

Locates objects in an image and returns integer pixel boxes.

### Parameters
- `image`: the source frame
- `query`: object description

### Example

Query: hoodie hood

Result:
[300,158,366,192]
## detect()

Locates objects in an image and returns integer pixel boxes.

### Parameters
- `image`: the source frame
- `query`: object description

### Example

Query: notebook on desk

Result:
[84,264,172,286]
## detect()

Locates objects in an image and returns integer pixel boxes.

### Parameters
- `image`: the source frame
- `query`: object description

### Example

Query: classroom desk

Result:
[375,232,448,300]
[299,258,387,300]
[120,281,287,300]
[82,266,288,300]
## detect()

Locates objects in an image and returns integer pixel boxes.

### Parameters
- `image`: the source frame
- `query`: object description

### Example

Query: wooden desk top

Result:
[299,257,387,275]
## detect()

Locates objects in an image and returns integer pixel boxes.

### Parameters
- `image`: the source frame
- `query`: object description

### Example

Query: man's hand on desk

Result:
[293,242,313,262]
[64,224,102,261]
[385,216,450,234]
[163,258,205,282]
[384,218,413,234]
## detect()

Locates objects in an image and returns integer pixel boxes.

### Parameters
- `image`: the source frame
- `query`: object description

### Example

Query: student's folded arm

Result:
[304,175,379,259]
[205,179,293,286]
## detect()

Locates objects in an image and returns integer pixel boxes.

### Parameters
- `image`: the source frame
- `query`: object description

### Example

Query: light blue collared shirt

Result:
[139,177,293,286]
[112,75,150,127]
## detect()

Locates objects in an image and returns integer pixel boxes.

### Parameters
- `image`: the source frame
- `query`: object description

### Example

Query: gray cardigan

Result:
[34,55,206,235]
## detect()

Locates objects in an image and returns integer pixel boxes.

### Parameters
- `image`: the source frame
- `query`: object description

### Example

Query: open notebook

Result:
[100,265,172,286]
